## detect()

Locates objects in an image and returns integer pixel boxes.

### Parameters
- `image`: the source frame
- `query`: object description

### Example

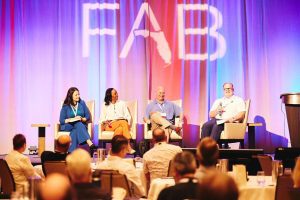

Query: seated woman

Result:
[59,87,96,153]
[99,88,135,153]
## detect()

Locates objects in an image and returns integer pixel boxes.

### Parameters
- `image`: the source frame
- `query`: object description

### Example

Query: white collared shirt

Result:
[99,100,131,125]
[210,95,245,124]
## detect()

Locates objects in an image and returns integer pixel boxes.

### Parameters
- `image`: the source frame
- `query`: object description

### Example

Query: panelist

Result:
[144,86,183,140]
[59,87,96,153]
[201,83,245,141]
[99,88,134,153]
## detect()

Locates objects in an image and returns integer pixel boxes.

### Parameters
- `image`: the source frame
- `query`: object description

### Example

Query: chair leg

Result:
[240,141,244,149]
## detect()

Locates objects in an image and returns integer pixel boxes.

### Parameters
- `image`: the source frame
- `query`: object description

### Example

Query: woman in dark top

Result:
[59,87,96,152]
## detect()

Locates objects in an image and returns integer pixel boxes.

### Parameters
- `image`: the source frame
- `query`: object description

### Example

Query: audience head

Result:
[104,88,118,105]
[156,86,165,102]
[292,157,300,188]
[55,135,71,153]
[172,151,197,182]
[111,135,129,156]
[197,171,239,200]
[13,134,26,151]
[223,82,234,98]
[66,149,91,183]
[63,87,80,106]
[152,128,167,143]
[197,137,219,167]
[39,173,72,200]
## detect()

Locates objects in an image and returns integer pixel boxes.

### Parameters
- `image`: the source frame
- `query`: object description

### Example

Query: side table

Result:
[31,124,50,156]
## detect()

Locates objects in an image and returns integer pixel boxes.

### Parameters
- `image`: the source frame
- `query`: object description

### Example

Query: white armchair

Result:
[54,100,95,139]
[98,100,137,149]
[219,99,251,148]
[144,99,183,147]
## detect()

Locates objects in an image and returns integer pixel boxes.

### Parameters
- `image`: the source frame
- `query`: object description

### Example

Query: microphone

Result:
[218,102,223,116]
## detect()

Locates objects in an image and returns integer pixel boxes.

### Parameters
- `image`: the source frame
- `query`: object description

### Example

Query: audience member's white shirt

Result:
[143,142,182,181]
[5,150,41,191]
[99,100,131,125]
[97,155,145,197]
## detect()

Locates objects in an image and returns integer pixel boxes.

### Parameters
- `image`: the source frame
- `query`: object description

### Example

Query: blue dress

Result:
[59,100,91,152]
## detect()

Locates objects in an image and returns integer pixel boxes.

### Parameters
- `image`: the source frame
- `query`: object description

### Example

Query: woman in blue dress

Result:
[59,87,96,153]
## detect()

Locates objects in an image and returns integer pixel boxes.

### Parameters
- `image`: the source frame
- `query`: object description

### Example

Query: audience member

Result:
[201,82,245,142]
[157,151,198,200]
[39,173,72,200]
[194,137,219,180]
[5,134,42,191]
[143,128,182,184]
[96,135,145,197]
[292,157,300,188]
[144,86,183,140]
[66,149,111,200]
[41,135,71,163]
[197,171,239,200]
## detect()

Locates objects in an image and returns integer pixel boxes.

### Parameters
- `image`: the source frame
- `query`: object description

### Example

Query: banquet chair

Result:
[54,100,95,139]
[0,159,16,195]
[275,175,294,200]
[167,159,175,177]
[218,99,251,149]
[42,161,67,177]
[257,155,273,176]
[98,100,137,149]
[98,170,132,198]
[144,99,183,148]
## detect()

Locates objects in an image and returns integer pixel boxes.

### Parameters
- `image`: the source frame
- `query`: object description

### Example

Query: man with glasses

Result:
[201,83,246,141]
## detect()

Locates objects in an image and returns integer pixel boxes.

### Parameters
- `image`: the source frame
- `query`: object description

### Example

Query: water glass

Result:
[218,159,228,173]
[134,156,143,169]
[257,171,266,186]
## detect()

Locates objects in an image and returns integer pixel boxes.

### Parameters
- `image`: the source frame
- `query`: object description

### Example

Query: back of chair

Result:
[42,161,67,176]
[275,175,294,200]
[257,155,273,176]
[86,100,95,123]
[0,159,16,194]
[99,170,132,197]
[167,159,175,177]
[125,100,137,140]
[242,99,251,124]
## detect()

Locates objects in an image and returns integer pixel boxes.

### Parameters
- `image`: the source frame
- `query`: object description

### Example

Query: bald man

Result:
[39,173,72,200]
[144,86,183,139]
[41,135,71,163]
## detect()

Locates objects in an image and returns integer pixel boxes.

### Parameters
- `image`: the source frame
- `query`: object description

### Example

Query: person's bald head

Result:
[55,135,71,153]
[39,173,72,200]
[152,128,167,143]
[156,86,165,102]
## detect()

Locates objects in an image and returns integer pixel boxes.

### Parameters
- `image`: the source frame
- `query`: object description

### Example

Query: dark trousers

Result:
[201,118,224,141]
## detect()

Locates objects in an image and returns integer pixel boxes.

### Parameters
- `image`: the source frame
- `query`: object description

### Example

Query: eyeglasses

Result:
[224,88,233,91]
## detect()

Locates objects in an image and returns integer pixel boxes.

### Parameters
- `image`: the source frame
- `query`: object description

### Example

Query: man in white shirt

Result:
[201,83,246,141]
[143,128,182,184]
[5,134,41,191]
[97,135,145,197]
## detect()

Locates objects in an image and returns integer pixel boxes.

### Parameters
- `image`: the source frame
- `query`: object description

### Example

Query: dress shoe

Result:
[174,127,182,135]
